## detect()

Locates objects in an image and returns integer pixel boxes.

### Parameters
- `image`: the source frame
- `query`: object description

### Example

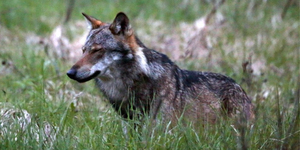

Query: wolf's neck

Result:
[134,47,150,76]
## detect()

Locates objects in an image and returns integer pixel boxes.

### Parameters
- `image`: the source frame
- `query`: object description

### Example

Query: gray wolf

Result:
[67,12,254,125]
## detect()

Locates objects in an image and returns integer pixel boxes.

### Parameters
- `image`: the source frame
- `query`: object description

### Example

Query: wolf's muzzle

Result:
[67,68,101,83]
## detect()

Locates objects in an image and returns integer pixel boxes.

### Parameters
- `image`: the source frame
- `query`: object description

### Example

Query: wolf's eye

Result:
[91,45,103,52]
[82,47,86,53]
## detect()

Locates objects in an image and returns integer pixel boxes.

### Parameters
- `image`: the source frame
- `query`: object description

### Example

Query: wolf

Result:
[67,12,254,125]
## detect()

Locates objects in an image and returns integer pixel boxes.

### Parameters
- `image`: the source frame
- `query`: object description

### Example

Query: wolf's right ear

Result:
[109,12,133,36]
[82,13,103,29]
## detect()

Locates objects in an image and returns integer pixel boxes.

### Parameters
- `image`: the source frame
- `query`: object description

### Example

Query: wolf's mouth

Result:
[76,71,101,83]
[67,71,101,83]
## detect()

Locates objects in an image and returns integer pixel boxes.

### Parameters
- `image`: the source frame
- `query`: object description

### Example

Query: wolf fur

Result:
[67,12,254,124]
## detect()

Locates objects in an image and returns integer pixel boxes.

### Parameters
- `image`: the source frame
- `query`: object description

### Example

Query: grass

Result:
[0,0,299,149]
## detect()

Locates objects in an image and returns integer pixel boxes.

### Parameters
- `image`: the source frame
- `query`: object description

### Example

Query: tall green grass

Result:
[0,0,299,149]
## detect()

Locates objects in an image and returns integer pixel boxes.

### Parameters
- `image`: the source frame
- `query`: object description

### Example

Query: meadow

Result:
[0,0,299,149]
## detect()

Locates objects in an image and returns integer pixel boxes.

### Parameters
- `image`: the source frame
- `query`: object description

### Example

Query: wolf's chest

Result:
[95,78,129,101]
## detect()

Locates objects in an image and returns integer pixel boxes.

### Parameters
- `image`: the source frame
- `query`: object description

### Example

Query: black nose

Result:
[67,68,77,79]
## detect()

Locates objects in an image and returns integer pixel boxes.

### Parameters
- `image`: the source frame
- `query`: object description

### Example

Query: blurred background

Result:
[0,0,299,149]
[1,0,298,94]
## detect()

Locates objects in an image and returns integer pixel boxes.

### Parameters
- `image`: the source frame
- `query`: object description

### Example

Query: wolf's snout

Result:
[67,68,77,79]
[67,67,101,83]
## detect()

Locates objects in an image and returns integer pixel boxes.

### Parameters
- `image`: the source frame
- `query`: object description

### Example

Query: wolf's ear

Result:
[109,12,133,36]
[82,13,103,29]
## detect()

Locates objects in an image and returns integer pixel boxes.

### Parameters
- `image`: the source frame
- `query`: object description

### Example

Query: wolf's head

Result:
[67,12,148,83]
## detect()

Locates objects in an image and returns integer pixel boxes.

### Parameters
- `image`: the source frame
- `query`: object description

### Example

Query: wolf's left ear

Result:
[82,13,103,29]
[109,12,133,36]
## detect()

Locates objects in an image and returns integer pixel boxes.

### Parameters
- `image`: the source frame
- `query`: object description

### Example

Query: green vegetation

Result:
[0,0,299,149]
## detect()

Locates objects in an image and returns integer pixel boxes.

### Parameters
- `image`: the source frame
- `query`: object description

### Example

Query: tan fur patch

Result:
[127,33,139,52]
